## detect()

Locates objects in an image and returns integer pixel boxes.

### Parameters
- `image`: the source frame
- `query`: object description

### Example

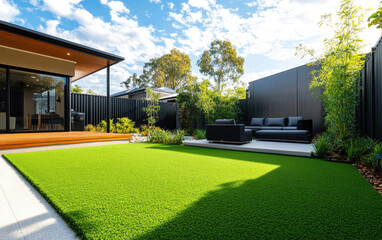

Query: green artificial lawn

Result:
[4,143,382,239]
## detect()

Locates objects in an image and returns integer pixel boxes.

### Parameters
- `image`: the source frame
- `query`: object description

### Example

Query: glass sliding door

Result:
[0,68,6,133]
[9,69,66,132]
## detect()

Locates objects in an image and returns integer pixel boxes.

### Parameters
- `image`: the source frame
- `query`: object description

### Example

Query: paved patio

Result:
[184,140,314,157]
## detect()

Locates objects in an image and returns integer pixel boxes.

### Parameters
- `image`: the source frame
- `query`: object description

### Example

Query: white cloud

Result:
[30,0,40,6]
[246,1,257,7]
[171,0,380,63]
[149,0,161,3]
[188,0,215,11]
[35,0,176,94]
[43,0,82,17]
[168,2,174,9]
[0,0,20,21]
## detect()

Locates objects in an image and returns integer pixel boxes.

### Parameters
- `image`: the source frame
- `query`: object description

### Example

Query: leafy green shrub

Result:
[195,129,206,140]
[345,137,375,163]
[96,120,114,133]
[312,132,333,159]
[140,125,161,136]
[84,124,96,132]
[114,117,139,134]
[148,129,185,145]
[368,144,382,172]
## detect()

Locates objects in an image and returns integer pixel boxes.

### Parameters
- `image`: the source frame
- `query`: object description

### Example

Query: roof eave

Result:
[0,20,125,63]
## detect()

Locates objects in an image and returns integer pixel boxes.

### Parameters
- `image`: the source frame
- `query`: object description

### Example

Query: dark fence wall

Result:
[71,93,177,129]
[245,64,323,135]
[359,37,382,140]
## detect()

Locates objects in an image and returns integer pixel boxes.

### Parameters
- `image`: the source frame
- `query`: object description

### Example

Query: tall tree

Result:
[296,0,365,141]
[368,1,382,29]
[122,49,193,90]
[143,87,160,127]
[197,40,244,91]
[71,85,83,93]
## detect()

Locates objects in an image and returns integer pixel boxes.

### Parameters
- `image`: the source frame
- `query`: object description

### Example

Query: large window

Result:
[0,68,6,133]
[9,69,66,132]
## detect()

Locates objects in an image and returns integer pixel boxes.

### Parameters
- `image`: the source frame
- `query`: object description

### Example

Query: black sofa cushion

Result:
[215,119,236,124]
[257,130,309,135]
[245,126,283,130]
[265,118,285,126]
[256,130,311,143]
[282,126,297,130]
[288,116,304,126]
[250,118,264,126]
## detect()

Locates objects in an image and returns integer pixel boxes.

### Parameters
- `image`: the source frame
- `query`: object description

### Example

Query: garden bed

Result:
[354,163,382,195]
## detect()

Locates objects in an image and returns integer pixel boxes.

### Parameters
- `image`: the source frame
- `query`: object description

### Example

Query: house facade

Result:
[0,20,124,133]
[112,87,177,101]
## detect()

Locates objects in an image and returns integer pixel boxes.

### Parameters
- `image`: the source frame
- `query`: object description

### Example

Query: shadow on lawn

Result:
[131,144,382,239]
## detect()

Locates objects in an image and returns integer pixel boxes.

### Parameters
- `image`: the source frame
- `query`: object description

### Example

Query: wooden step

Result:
[0,132,133,149]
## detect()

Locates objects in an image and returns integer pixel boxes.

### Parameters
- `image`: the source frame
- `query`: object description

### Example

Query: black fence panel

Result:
[359,37,382,140]
[71,93,177,130]
[245,64,323,135]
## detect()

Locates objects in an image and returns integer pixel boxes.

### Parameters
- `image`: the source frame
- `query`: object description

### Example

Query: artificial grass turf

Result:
[4,143,382,239]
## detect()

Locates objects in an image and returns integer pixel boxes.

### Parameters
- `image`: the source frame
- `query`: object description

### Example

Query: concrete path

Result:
[0,140,131,240]
[184,139,314,157]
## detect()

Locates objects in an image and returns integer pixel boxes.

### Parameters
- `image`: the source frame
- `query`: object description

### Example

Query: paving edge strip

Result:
[0,155,78,240]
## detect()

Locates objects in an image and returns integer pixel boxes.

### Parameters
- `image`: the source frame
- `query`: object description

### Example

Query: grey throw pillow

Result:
[215,119,236,124]
[250,118,264,126]
[288,116,304,126]
[265,118,286,126]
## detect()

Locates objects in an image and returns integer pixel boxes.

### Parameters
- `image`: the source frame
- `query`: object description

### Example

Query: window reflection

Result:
[10,69,66,132]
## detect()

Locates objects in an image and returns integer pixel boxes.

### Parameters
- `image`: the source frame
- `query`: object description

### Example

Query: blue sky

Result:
[1,0,380,95]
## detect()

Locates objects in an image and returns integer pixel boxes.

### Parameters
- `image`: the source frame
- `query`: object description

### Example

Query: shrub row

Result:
[84,117,159,135]
[313,133,381,171]
[148,129,185,145]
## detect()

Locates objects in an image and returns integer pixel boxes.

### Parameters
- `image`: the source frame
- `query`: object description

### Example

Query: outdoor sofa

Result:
[206,119,252,144]
[245,117,313,143]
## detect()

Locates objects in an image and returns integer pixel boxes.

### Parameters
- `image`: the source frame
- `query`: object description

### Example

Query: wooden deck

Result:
[0,132,132,149]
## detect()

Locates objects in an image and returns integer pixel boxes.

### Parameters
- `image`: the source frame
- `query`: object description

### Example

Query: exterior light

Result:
[31,76,36,78]
[67,52,71,56]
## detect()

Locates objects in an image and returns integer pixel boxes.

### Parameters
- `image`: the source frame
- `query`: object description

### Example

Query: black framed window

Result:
[0,68,6,133]
[8,69,67,132]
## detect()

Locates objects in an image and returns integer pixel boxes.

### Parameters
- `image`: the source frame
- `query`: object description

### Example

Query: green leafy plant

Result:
[176,78,200,131]
[96,119,115,133]
[140,124,161,136]
[345,137,375,163]
[148,129,185,145]
[312,132,333,159]
[143,87,160,127]
[368,1,382,28]
[122,49,193,90]
[297,0,365,144]
[114,117,139,134]
[71,84,83,93]
[84,124,96,132]
[368,144,382,171]
[197,40,244,92]
[195,129,206,140]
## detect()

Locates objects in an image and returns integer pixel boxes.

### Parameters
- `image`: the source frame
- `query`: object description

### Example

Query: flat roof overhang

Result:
[0,20,125,82]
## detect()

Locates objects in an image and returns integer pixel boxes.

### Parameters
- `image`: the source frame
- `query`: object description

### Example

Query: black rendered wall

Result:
[246,64,323,135]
